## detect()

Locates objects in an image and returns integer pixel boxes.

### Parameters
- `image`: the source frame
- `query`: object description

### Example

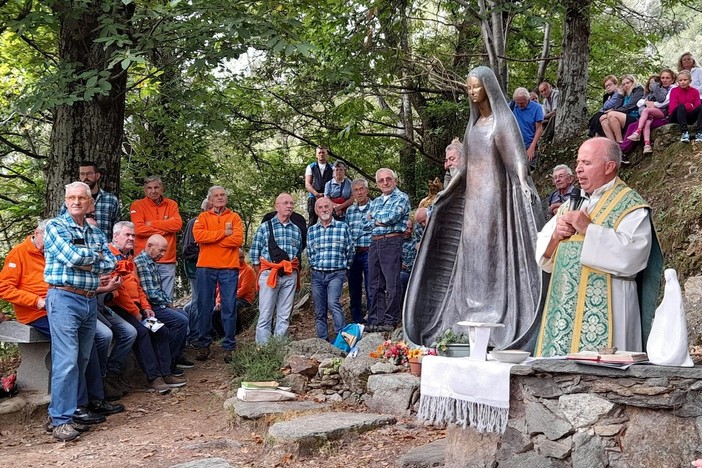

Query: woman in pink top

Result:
[668,70,702,143]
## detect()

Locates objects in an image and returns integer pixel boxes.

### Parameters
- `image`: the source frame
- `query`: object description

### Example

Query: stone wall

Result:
[444,360,702,467]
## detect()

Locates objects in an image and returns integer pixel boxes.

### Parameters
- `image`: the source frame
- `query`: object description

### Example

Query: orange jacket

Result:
[193,208,243,269]
[0,236,47,324]
[107,244,152,318]
[130,196,182,263]
[237,263,256,303]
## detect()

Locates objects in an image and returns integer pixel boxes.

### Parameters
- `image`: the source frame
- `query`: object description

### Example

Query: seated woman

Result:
[668,70,702,142]
[599,74,644,143]
[323,161,353,221]
[588,75,622,137]
[677,52,702,97]
[625,69,676,154]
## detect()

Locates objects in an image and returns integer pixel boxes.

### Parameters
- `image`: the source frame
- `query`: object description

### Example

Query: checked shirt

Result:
[250,216,302,264]
[307,219,354,271]
[133,251,171,306]
[345,203,373,248]
[368,188,411,237]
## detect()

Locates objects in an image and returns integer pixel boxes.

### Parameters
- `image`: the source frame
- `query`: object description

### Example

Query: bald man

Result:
[535,138,662,357]
[134,235,191,373]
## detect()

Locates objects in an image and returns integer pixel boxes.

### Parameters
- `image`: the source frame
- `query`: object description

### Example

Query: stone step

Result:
[399,437,446,467]
[267,412,396,454]
[224,398,327,419]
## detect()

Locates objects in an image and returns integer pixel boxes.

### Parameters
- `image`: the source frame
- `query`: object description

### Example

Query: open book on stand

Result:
[566,350,648,364]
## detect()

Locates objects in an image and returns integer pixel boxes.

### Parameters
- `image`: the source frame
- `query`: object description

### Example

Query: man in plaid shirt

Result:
[345,178,374,324]
[44,181,117,441]
[134,234,191,373]
[307,197,354,341]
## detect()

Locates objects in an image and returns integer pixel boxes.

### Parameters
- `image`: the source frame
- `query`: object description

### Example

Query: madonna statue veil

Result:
[403,66,546,351]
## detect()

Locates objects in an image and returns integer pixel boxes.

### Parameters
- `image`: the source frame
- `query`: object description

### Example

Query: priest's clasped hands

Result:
[554,210,591,240]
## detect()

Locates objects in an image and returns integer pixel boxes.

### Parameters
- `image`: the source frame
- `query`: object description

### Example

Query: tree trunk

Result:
[554,0,590,143]
[478,0,508,92]
[45,2,132,216]
[536,21,552,86]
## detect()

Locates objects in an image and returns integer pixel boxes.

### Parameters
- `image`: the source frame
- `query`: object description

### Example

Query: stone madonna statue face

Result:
[467,76,488,105]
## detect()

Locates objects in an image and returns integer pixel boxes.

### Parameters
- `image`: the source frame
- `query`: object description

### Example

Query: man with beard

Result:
[443,139,464,187]
[62,162,121,240]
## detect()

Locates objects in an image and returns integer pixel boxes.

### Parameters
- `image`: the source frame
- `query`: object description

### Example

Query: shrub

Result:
[228,336,290,382]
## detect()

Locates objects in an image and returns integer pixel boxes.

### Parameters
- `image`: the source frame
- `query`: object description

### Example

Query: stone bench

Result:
[0,321,51,394]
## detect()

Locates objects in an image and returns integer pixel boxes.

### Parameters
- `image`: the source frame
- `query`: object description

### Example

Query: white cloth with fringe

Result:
[417,355,514,433]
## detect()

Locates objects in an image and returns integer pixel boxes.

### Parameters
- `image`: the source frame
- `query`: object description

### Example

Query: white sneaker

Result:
[643,144,652,154]
[627,132,641,141]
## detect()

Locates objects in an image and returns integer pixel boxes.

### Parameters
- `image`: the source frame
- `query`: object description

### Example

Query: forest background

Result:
[0,0,700,295]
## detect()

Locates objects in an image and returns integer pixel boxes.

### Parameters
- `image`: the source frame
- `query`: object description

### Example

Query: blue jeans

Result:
[184,276,199,343]
[368,236,403,326]
[45,288,97,425]
[94,318,113,378]
[100,307,138,376]
[256,270,297,345]
[347,250,371,323]
[157,262,176,300]
[195,267,239,350]
[153,305,188,366]
[311,270,346,341]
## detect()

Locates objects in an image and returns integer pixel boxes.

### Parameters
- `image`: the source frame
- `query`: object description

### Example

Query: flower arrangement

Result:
[370,340,436,366]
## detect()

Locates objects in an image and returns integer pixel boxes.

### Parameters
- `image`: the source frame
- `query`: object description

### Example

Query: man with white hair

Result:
[443,139,464,187]
[43,182,117,441]
[546,164,578,217]
[366,168,410,332]
[511,87,544,168]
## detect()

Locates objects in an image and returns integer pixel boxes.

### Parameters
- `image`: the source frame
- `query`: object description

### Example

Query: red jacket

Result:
[0,236,47,324]
[669,86,701,114]
[130,196,182,263]
[193,208,243,269]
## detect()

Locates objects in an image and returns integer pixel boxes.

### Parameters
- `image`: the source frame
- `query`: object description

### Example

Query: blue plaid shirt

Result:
[133,251,171,306]
[401,237,417,272]
[44,211,116,291]
[368,188,410,236]
[60,188,120,240]
[307,219,354,271]
[250,216,302,265]
[345,203,373,248]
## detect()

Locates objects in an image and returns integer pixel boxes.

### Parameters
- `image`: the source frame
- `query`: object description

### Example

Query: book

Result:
[240,381,280,389]
[566,350,648,364]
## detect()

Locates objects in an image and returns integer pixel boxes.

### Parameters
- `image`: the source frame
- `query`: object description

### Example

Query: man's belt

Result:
[371,232,403,241]
[51,285,97,298]
[355,246,370,253]
[311,268,346,273]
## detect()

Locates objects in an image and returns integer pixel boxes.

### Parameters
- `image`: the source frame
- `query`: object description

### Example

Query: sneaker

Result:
[696,132,702,142]
[45,419,90,434]
[170,365,185,376]
[148,377,172,394]
[52,423,80,442]
[643,144,652,154]
[627,131,641,141]
[88,399,125,416]
[681,131,690,143]
[621,155,631,165]
[102,379,124,401]
[163,375,187,388]
[195,346,210,362]
[176,357,195,369]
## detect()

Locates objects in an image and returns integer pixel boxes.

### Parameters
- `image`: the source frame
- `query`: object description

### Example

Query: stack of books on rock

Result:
[566,350,648,366]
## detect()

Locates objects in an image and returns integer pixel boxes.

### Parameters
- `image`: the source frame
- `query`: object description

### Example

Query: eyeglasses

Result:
[376,177,394,184]
[79,172,96,177]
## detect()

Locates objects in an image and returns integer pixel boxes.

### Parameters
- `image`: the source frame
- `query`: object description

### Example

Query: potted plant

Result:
[431,329,471,357]
[407,347,438,376]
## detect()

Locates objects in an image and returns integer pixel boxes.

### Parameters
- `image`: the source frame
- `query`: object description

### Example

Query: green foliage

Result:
[227,336,290,383]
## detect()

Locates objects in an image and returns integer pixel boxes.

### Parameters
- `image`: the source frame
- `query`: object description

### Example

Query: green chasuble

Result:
[535,178,652,357]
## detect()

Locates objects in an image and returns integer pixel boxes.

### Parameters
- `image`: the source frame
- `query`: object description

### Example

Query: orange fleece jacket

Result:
[107,244,152,318]
[130,196,183,263]
[193,208,243,269]
[0,236,47,324]
[237,263,256,303]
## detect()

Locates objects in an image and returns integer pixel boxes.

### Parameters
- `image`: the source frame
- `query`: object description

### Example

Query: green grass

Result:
[228,336,290,383]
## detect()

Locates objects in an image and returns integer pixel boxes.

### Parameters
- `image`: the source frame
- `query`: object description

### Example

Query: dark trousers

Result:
[307,197,318,226]
[347,250,371,323]
[153,305,188,365]
[669,104,702,133]
[114,309,171,380]
[368,236,403,326]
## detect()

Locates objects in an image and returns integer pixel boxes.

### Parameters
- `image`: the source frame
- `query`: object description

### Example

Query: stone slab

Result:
[170,458,231,468]
[225,398,327,419]
[529,360,702,379]
[399,437,446,468]
[0,321,50,343]
[267,412,396,444]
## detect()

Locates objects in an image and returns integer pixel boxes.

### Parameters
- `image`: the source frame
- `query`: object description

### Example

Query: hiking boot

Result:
[102,379,124,401]
[148,377,172,394]
[88,399,125,416]
[52,423,80,442]
[195,346,210,361]
[681,131,690,143]
[45,419,90,434]
[643,144,652,154]
[163,375,187,388]
[627,131,641,141]
[176,356,195,369]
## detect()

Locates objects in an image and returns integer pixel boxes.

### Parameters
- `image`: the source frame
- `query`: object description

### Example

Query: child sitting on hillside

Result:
[668,70,702,143]
[626,69,677,154]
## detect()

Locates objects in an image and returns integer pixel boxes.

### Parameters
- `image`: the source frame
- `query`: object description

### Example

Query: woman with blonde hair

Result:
[599,74,644,144]
[677,52,702,96]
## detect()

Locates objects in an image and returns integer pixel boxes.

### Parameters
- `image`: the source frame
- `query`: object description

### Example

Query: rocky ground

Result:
[0,301,445,467]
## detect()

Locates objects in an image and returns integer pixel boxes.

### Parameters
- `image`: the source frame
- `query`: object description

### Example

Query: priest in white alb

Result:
[534,137,663,357]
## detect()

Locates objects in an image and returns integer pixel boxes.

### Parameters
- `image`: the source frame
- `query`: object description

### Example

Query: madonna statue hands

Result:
[403,66,546,351]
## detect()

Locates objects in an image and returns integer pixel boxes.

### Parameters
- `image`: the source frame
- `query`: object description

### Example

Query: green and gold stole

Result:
[535,178,648,357]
